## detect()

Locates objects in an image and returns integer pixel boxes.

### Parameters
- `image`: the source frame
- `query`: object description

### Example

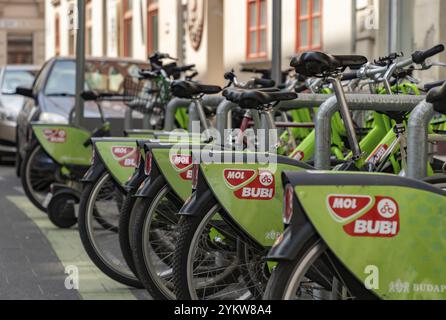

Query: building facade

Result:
[45,0,446,85]
[0,0,45,66]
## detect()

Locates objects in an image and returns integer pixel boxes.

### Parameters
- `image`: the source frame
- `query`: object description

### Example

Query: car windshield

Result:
[45,60,146,96]
[1,70,36,94]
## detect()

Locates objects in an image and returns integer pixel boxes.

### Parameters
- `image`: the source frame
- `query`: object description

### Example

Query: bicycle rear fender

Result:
[92,138,145,187]
[199,153,313,247]
[132,141,203,198]
[81,152,106,183]
[277,171,446,300]
[32,123,92,166]
[151,142,209,201]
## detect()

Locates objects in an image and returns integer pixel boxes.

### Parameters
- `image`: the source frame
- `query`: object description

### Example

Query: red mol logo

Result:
[327,195,400,238]
[111,146,138,168]
[180,169,193,181]
[223,169,256,188]
[171,155,193,170]
[328,195,372,222]
[225,169,275,201]
[112,147,135,158]
[42,129,67,143]
[170,154,193,181]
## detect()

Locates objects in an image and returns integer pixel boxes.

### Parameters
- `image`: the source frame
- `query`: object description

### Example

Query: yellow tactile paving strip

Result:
[7,196,137,300]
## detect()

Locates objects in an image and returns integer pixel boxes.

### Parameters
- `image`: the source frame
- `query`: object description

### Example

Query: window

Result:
[296,0,322,52]
[68,30,76,56]
[247,0,267,60]
[1,70,36,94]
[86,0,93,56]
[123,0,133,57]
[147,0,159,56]
[45,60,149,97]
[55,14,60,56]
[7,33,33,64]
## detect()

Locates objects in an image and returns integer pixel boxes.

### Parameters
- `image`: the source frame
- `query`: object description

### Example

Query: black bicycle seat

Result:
[425,80,446,92]
[427,81,446,114]
[171,80,222,99]
[223,88,297,109]
[290,51,368,77]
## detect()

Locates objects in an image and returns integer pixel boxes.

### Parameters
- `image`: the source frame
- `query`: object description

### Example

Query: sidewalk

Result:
[0,165,149,300]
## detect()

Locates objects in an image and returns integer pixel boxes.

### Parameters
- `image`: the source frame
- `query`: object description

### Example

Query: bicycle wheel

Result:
[130,177,183,299]
[118,189,140,276]
[78,172,142,288]
[173,194,265,300]
[264,237,375,300]
[21,142,59,212]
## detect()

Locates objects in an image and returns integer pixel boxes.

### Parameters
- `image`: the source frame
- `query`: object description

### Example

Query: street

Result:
[0,163,150,300]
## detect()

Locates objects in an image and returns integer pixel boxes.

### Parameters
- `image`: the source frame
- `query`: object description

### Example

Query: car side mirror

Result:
[15,87,34,99]
[80,91,98,101]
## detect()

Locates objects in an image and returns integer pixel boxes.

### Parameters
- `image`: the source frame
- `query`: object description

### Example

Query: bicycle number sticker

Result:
[367,144,389,165]
[293,151,305,161]
[327,195,400,238]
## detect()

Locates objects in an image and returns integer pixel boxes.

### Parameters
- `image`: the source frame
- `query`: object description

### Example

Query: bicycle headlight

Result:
[39,112,69,124]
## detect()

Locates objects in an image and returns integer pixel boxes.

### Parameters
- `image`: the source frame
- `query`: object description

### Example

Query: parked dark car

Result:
[15,56,148,175]
[0,65,39,159]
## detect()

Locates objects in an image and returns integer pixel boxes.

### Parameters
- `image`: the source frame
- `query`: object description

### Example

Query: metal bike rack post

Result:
[276,94,334,111]
[315,96,338,170]
[74,0,86,127]
[216,100,238,139]
[164,98,192,131]
[315,94,425,170]
[407,100,435,180]
[188,101,199,128]
[216,94,332,139]
[188,96,225,131]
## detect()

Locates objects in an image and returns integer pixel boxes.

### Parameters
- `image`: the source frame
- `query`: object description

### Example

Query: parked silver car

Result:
[0,65,39,158]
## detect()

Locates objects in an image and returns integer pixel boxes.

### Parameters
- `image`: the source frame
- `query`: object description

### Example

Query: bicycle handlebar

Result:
[254,78,276,88]
[149,52,177,62]
[81,91,128,102]
[240,67,270,75]
[361,44,444,80]
[139,69,159,79]
[294,84,308,93]
[341,72,359,81]
[424,80,446,91]
[173,64,196,73]
[412,44,445,64]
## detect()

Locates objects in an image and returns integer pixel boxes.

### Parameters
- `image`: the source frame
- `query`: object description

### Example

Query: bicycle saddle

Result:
[223,88,297,109]
[426,81,446,114]
[425,80,446,92]
[171,80,222,99]
[290,51,368,77]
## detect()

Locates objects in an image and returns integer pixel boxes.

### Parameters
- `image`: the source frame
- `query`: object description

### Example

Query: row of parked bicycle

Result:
[16,45,446,300]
